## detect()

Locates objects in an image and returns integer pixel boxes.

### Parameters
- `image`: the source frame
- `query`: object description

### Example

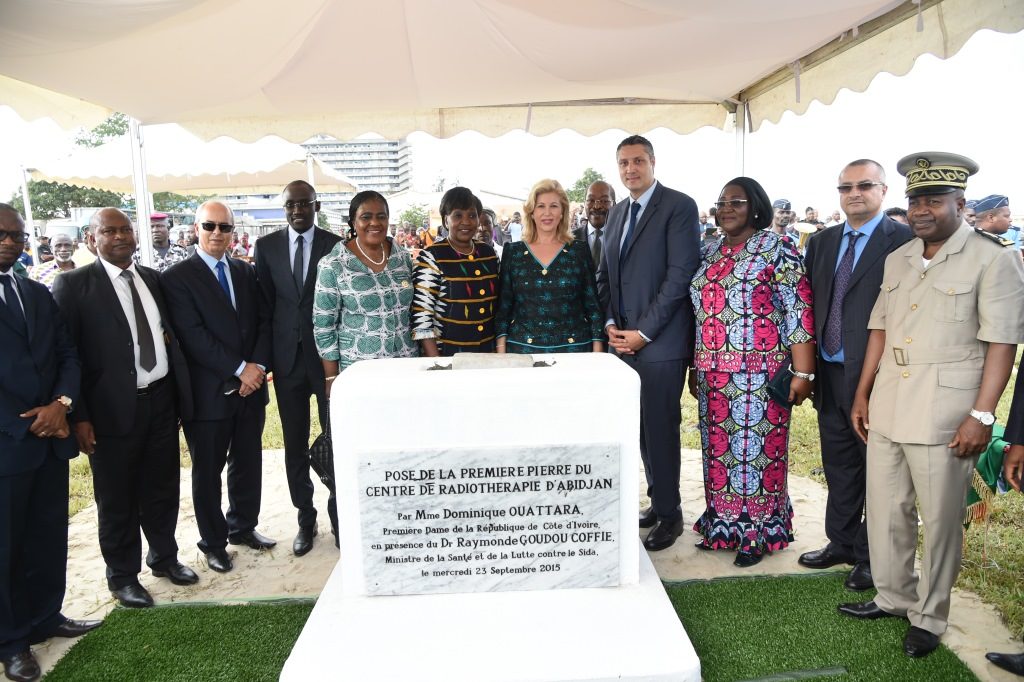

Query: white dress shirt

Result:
[98,258,169,386]
[0,267,24,312]
[288,226,316,285]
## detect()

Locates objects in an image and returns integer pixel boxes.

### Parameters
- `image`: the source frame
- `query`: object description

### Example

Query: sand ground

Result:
[30,448,1024,681]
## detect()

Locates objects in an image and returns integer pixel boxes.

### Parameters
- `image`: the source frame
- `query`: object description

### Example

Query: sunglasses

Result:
[0,230,29,243]
[200,222,234,233]
[837,181,884,194]
[714,199,749,209]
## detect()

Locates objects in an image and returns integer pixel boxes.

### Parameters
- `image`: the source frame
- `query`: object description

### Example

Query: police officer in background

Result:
[840,153,1024,658]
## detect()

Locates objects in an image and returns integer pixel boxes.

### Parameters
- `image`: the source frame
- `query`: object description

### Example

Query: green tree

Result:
[75,112,129,148]
[566,168,604,203]
[400,204,430,229]
[8,181,125,220]
[153,192,210,213]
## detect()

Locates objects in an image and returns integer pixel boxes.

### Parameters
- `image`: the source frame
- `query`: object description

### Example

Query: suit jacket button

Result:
[911,304,918,310]
[904,337,912,344]
[901,371,910,378]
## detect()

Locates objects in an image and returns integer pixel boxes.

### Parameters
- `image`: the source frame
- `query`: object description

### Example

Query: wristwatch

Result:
[55,395,73,412]
[788,367,815,382]
[969,409,995,427]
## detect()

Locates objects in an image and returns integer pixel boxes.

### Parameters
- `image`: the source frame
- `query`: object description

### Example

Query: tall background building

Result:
[302,136,413,220]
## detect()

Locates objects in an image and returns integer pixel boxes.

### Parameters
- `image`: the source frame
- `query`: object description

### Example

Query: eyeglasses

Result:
[0,230,29,243]
[284,199,316,210]
[585,198,614,206]
[837,181,884,193]
[714,199,749,209]
[200,222,235,233]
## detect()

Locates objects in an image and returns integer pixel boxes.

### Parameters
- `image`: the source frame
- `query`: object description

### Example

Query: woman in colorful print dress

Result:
[494,179,604,354]
[411,187,499,356]
[313,190,417,394]
[690,176,816,567]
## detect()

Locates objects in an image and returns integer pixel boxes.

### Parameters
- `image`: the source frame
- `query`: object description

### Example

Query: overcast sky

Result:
[1,29,1021,220]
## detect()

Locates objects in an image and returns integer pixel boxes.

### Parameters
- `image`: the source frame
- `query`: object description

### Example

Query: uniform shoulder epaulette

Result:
[973,227,1015,247]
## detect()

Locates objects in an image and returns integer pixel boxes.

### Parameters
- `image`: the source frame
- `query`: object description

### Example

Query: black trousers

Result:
[183,396,265,553]
[0,452,68,657]
[621,356,686,523]
[817,361,869,562]
[273,348,337,534]
[90,380,181,590]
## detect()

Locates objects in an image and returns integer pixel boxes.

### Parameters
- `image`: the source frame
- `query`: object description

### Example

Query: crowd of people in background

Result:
[2,133,1024,682]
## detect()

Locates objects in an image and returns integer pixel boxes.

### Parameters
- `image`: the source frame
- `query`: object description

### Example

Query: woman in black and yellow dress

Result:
[411,187,500,356]
[495,178,604,354]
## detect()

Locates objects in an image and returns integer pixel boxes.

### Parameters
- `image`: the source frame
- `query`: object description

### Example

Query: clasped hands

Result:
[20,401,70,440]
[238,362,266,397]
[606,325,646,355]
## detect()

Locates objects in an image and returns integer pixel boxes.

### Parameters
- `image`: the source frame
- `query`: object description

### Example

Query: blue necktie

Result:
[822,231,861,356]
[619,201,642,265]
[215,261,232,306]
[1,274,26,334]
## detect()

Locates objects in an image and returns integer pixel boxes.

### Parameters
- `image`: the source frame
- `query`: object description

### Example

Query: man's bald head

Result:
[90,207,136,268]
[195,201,235,260]
[584,181,616,229]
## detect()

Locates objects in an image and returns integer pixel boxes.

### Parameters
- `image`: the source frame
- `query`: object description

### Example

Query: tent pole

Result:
[734,101,747,177]
[129,117,154,267]
[307,153,315,185]
[19,165,39,260]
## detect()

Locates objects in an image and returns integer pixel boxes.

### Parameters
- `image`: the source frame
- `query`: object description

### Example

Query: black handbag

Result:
[308,409,335,487]
[767,360,794,409]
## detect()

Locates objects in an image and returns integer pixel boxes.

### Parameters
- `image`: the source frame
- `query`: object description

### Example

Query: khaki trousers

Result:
[865,430,975,635]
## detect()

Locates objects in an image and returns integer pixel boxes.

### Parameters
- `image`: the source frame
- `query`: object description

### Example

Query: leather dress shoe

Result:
[30,617,103,644]
[639,506,658,529]
[844,561,873,591]
[798,544,854,569]
[293,526,317,556]
[229,529,277,550]
[152,562,199,586]
[1,650,40,682]
[903,626,940,658]
[111,583,154,608]
[643,518,683,551]
[986,651,1024,676]
[734,551,763,568]
[837,600,899,620]
[205,549,233,573]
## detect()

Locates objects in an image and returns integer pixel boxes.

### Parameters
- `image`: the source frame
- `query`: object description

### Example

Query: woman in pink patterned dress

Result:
[689,176,816,568]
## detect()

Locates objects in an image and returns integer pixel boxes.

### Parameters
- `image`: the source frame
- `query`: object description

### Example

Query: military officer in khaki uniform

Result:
[838,152,1024,658]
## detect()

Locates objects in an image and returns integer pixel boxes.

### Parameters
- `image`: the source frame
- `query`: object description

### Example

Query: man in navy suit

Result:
[799,160,912,590]
[596,135,701,552]
[254,181,341,556]
[161,201,275,574]
[0,205,100,682]
[54,208,199,609]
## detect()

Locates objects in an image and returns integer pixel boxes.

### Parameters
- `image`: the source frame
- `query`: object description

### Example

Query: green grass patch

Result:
[45,601,313,682]
[668,573,978,682]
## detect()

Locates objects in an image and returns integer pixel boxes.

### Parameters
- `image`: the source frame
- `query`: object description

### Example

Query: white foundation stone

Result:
[281,353,700,682]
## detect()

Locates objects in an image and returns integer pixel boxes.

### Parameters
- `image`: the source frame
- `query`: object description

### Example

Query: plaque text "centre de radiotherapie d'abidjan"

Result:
[358,444,620,596]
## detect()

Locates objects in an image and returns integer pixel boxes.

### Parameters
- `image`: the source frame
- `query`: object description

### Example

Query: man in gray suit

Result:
[253,181,342,555]
[573,181,616,270]
[596,135,701,552]
[799,160,912,590]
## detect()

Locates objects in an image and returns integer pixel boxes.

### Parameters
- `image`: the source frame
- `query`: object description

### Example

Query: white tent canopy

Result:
[27,127,356,196]
[2,0,1020,141]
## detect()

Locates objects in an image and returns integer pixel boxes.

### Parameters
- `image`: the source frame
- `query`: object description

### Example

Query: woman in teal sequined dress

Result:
[495,179,604,354]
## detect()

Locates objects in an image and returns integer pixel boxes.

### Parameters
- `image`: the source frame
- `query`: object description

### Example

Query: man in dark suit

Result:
[161,201,275,574]
[573,181,616,271]
[799,160,912,590]
[596,135,701,552]
[53,208,199,610]
[253,181,341,555]
[986,365,1024,676]
[0,204,100,682]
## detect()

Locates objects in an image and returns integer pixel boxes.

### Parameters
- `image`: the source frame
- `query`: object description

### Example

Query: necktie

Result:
[120,270,157,372]
[0,274,26,334]
[591,227,603,268]
[619,201,642,265]
[822,231,862,356]
[215,261,233,306]
[293,234,305,293]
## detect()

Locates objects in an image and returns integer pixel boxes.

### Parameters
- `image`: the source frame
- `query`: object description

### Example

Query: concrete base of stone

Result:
[281,548,700,682]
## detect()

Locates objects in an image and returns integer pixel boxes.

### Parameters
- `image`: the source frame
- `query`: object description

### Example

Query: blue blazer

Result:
[0,274,80,474]
[596,181,701,363]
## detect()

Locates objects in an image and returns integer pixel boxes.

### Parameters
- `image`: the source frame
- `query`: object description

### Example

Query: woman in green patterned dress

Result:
[494,178,604,354]
[313,190,418,395]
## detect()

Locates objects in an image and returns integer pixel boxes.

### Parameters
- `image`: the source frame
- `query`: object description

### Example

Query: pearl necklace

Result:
[355,238,386,266]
